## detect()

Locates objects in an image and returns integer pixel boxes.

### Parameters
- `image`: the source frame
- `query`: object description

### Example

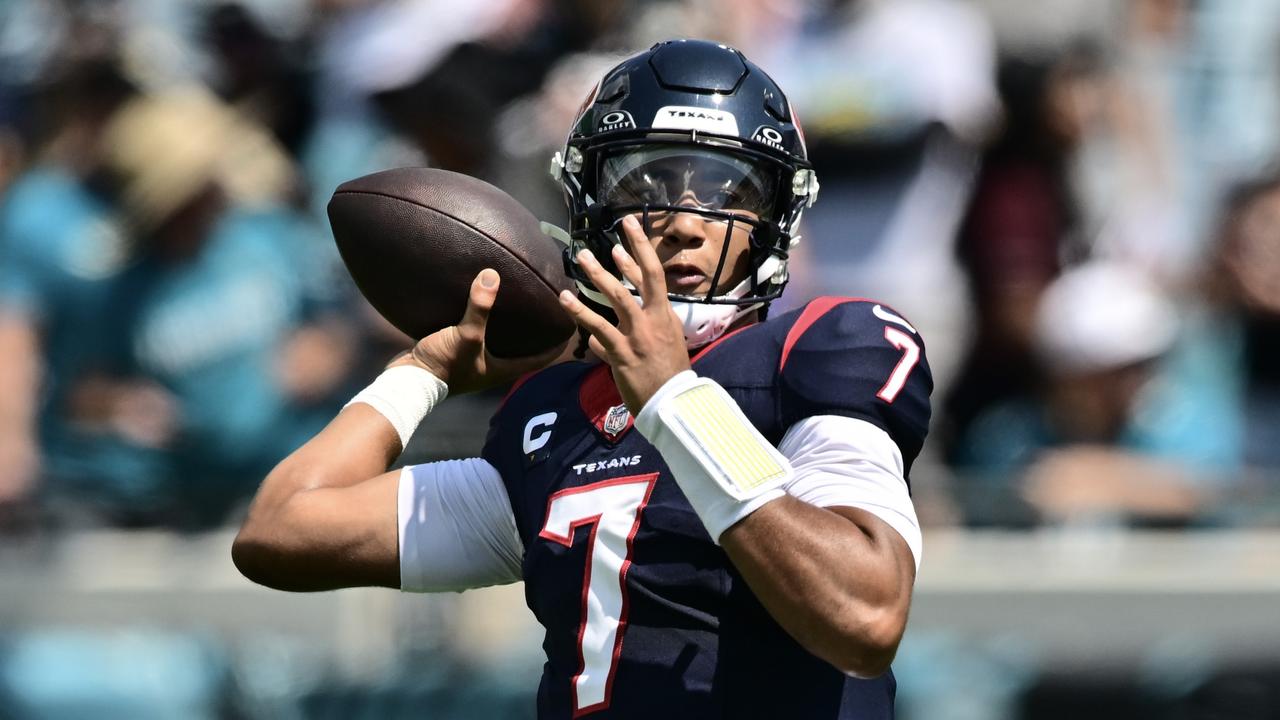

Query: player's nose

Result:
[659,204,707,248]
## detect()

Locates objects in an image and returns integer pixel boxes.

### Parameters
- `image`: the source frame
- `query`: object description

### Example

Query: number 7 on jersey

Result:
[539,474,658,716]
[877,326,920,403]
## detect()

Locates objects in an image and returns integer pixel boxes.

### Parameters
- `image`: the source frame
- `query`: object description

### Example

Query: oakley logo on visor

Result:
[653,106,739,136]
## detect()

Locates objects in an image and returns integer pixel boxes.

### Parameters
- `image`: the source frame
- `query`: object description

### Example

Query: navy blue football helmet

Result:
[550,40,818,343]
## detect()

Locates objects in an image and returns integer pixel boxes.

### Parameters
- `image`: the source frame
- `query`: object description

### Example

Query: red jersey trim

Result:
[573,318,759,440]
[778,297,872,371]
[578,364,633,441]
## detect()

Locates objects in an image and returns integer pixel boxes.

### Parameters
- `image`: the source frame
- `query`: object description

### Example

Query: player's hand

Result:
[559,215,691,414]
[393,269,565,394]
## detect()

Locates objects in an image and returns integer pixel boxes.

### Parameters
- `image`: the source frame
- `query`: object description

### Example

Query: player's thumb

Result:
[459,269,499,343]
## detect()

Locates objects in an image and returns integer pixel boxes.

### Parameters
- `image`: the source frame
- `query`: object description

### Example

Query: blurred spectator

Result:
[1204,174,1280,471]
[298,0,489,217]
[1073,0,1280,285]
[202,2,317,159]
[942,46,1106,462]
[367,0,623,180]
[1072,0,1190,282]
[79,88,358,525]
[1179,0,1280,236]
[301,0,603,206]
[761,0,999,395]
[953,261,1214,526]
[492,51,623,220]
[0,77,356,529]
[0,81,23,197]
[0,59,137,524]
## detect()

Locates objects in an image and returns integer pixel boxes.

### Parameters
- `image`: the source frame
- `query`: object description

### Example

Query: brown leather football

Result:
[328,167,575,358]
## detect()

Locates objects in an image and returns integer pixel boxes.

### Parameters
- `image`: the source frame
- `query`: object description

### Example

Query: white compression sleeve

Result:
[634,370,788,543]
[346,365,448,448]
[778,415,922,571]
[398,458,524,592]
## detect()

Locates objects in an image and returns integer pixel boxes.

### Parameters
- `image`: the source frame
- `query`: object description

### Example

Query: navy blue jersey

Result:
[481,297,932,719]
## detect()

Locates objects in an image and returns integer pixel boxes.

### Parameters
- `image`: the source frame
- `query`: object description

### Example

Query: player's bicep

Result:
[779,415,922,572]
[398,458,523,593]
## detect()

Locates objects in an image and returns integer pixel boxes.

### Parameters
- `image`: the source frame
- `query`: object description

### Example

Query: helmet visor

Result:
[599,145,778,221]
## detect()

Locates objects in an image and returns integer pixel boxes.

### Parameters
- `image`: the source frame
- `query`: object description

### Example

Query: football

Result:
[327,167,576,358]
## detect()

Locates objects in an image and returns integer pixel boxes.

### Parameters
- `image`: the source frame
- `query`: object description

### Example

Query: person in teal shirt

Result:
[0,165,177,521]
[953,261,1240,527]
[93,89,358,524]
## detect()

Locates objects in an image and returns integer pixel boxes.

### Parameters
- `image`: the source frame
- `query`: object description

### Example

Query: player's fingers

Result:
[576,249,640,325]
[458,269,499,345]
[620,215,669,304]
[586,334,609,363]
[558,289,625,354]
[610,243,644,292]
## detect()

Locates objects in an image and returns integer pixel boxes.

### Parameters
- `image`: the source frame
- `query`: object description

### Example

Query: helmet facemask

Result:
[549,40,819,347]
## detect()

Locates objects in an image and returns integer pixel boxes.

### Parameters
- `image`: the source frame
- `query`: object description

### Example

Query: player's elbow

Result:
[232,495,310,591]
[835,636,901,679]
[231,532,266,584]
[232,524,330,592]
[828,605,907,678]
[231,525,292,590]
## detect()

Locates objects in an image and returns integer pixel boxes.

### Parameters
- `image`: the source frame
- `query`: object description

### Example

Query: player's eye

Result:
[692,177,762,215]
[708,187,744,207]
[632,182,669,205]
[599,146,777,219]
[607,172,668,206]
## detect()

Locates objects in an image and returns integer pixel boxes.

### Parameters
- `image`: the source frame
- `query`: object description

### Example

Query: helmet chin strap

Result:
[671,298,761,348]
[574,254,784,349]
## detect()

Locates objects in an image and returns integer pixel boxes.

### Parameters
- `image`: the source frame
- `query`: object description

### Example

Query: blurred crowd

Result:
[2,0,1280,538]
[4,1,1280,718]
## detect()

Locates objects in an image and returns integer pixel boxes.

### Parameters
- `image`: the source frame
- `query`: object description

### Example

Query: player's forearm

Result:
[720,498,913,677]
[245,404,401,512]
[236,360,452,589]
[233,405,402,590]
[241,362,445,525]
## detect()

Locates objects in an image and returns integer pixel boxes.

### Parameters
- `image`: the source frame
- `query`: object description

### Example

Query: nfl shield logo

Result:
[603,403,631,439]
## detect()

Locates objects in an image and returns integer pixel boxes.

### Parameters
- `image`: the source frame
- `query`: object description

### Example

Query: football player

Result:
[234,39,931,719]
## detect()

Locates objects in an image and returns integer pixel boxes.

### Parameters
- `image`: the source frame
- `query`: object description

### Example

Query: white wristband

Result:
[345,365,448,449]
[635,370,789,543]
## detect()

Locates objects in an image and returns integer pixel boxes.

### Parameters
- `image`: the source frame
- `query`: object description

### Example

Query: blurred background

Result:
[1,0,1279,717]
